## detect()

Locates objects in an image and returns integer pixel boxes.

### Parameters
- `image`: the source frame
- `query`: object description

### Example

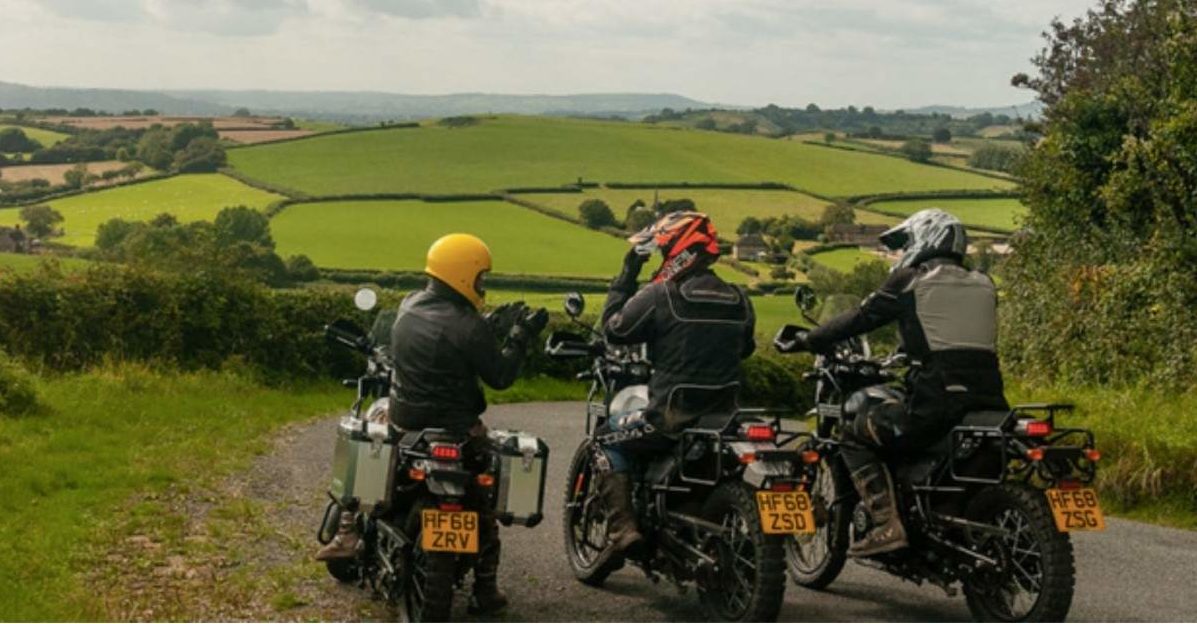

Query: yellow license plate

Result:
[756,491,816,535]
[420,509,480,553]
[1045,488,1106,532]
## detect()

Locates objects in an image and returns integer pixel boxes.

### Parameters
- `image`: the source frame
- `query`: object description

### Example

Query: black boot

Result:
[468,525,508,614]
[848,463,908,557]
[599,472,644,556]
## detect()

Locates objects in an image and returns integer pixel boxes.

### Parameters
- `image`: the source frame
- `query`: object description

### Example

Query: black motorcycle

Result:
[545,292,821,622]
[775,286,1105,622]
[317,288,547,622]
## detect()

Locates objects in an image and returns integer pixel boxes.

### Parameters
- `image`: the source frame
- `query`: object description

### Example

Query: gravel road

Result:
[180,401,1197,622]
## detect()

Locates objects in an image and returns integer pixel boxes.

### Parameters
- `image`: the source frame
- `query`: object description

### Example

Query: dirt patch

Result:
[0,160,145,185]
[40,116,286,131]
[219,129,315,144]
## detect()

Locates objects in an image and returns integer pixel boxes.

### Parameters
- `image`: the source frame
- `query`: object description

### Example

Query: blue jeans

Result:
[597,410,671,473]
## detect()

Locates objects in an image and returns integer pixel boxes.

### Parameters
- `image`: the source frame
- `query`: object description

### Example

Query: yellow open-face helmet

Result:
[425,233,492,308]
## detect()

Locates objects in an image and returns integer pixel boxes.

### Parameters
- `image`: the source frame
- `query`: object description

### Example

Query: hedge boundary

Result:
[800,139,1018,183]
[222,121,421,151]
[0,171,177,208]
[849,189,1023,236]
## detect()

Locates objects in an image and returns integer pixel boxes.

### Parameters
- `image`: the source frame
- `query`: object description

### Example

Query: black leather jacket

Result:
[389,280,530,433]
[807,256,1008,425]
[601,266,756,430]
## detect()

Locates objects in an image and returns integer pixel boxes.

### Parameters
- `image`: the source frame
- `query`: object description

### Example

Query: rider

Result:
[596,211,756,560]
[315,233,548,615]
[780,208,1008,557]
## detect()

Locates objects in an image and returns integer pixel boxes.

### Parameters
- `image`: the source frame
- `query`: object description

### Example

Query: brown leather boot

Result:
[468,528,508,614]
[315,511,360,561]
[599,472,644,555]
[848,463,908,558]
[469,577,509,615]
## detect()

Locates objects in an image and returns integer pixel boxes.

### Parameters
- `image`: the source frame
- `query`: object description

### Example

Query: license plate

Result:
[1045,488,1106,532]
[420,509,480,553]
[756,491,816,535]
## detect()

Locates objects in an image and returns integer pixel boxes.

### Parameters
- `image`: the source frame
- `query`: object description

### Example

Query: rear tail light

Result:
[770,482,795,492]
[738,452,757,464]
[742,424,776,442]
[430,444,462,461]
[408,468,426,481]
[801,450,821,464]
[438,502,463,512]
[1017,419,1053,437]
[1083,448,1101,462]
[476,473,495,487]
[1025,447,1045,462]
[1056,478,1081,490]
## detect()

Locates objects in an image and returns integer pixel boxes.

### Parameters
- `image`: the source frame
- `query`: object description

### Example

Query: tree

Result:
[819,204,855,227]
[737,216,763,235]
[900,139,933,163]
[969,143,1024,173]
[286,254,321,282]
[805,103,821,113]
[578,199,616,229]
[625,207,656,232]
[695,117,717,130]
[932,127,952,143]
[136,127,174,170]
[19,204,64,238]
[62,164,89,189]
[0,128,41,153]
[173,137,227,173]
[150,213,179,228]
[233,107,252,117]
[658,198,696,214]
[823,132,836,144]
[1002,0,1197,386]
[95,218,139,250]
[214,206,273,248]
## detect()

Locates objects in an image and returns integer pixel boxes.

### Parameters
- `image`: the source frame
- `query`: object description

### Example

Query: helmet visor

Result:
[878,225,910,251]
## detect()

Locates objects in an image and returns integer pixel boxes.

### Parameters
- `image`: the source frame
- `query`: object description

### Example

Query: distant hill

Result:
[0,81,711,122]
[903,102,1043,120]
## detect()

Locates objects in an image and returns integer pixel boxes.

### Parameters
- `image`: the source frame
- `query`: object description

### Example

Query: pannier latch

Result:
[366,422,389,456]
[517,434,537,471]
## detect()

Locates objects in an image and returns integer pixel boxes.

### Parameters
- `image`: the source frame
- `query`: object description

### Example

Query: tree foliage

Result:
[18,205,63,239]
[1003,0,1197,386]
[578,199,616,229]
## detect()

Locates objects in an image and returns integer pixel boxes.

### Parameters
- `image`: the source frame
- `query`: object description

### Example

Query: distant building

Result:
[0,226,26,253]
[733,233,769,261]
[826,223,889,247]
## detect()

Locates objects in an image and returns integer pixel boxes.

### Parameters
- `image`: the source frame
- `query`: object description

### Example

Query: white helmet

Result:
[879,208,967,270]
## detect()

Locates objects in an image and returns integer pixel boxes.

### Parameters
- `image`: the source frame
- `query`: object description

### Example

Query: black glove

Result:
[485,301,526,339]
[621,247,650,277]
[773,326,812,354]
[518,307,549,336]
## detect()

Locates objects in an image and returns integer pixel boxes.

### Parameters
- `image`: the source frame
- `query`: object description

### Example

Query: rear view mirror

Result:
[354,288,378,311]
[793,285,816,312]
[564,292,586,318]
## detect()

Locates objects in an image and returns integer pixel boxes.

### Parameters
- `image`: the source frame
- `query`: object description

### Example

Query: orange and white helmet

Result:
[627,211,721,282]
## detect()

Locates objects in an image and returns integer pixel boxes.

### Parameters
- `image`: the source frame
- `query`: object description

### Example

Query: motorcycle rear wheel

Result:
[562,441,623,586]
[785,458,850,589]
[698,482,786,623]
[963,484,1075,623]
[397,505,458,623]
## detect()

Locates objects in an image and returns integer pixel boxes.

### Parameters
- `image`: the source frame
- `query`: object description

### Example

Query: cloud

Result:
[351,0,481,20]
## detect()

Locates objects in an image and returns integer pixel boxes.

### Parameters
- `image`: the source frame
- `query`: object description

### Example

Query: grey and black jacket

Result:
[807,256,1008,426]
[388,279,530,433]
[601,267,756,430]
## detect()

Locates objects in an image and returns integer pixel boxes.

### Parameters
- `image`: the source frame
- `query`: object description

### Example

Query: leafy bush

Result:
[968,143,1024,173]
[0,350,40,417]
[578,199,616,228]
[900,139,933,163]
[0,128,41,153]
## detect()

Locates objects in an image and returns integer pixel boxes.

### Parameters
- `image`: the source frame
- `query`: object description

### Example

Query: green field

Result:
[808,247,885,272]
[228,116,1013,198]
[0,174,283,247]
[0,124,70,148]
[0,252,91,274]
[272,199,630,277]
[866,197,1027,232]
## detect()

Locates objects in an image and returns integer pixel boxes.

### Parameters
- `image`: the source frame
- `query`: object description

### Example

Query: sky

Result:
[0,0,1097,109]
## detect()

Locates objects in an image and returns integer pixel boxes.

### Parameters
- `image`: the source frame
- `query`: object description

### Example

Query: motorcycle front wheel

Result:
[562,441,622,586]
[698,482,786,623]
[963,484,1076,622]
[785,458,850,589]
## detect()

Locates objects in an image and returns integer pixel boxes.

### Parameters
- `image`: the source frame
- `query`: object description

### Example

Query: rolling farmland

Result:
[866,197,1027,232]
[0,124,70,147]
[808,247,886,272]
[0,174,282,246]
[227,116,1014,198]
[270,199,629,277]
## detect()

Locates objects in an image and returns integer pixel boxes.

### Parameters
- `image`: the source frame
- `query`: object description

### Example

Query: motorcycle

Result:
[776,285,1104,622]
[545,292,821,622]
[316,288,549,622]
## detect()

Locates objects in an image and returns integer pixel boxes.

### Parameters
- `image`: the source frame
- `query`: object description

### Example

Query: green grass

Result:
[0,124,70,148]
[807,247,884,272]
[0,252,92,274]
[1005,382,1197,529]
[0,366,347,620]
[272,199,629,277]
[0,174,283,247]
[228,116,1013,198]
[293,119,348,133]
[867,197,1028,232]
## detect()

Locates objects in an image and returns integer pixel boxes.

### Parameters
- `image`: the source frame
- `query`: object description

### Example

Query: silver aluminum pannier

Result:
[488,430,549,527]
[330,409,396,510]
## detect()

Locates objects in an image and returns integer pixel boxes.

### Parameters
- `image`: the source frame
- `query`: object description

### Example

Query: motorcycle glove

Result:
[485,301,526,339]
[773,327,812,354]
[518,307,550,337]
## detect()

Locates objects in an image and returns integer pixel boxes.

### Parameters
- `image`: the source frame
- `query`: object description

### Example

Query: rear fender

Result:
[425,462,471,497]
[728,441,795,489]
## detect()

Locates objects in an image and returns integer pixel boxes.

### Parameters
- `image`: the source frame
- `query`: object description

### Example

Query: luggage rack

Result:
[949,402,1096,485]
[678,407,815,486]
